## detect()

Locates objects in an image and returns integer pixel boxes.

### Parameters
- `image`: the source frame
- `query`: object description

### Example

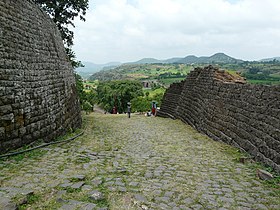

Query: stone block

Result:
[257,169,274,180]
[0,127,4,137]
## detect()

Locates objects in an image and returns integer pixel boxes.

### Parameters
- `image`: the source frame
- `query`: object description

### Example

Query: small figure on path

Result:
[127,102,131,118]
[112,106,117,114]
[151,101,157,116]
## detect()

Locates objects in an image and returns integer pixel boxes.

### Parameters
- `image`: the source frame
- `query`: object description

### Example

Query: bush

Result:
[82,101,93,114]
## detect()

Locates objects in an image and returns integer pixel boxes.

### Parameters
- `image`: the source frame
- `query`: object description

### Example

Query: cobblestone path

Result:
[0,113,279,209]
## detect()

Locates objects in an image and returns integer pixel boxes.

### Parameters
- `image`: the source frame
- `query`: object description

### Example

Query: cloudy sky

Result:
[72,0,280,64]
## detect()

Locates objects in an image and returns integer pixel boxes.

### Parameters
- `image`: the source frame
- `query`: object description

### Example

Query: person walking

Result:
[151,101,157,116]
[127,102,131,118]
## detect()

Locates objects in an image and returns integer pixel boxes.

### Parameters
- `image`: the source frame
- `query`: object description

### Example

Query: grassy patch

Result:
[9,149,47,162]
[160,77,185,85]
[265,176,280,196]
[65,187,82,194]
[74,156,91,164]
[17,194,41,210]
[107,193,139,210]
[247,79,280,85]
[81,181,110,208]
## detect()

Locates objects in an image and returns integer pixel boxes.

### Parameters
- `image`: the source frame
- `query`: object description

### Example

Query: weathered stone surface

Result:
[60,180,72,188]
[257,169,274,180]
[0,197,17,210]
[159,65,280,173]
[70,181,85,189]
[91,177,103,186]
[1,114,279,209]
[0,0,82,153]
[134,194,147,203]
[72,175,86,181]
[88,190,104,201]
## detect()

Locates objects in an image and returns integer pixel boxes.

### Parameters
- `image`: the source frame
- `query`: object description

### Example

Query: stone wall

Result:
[157,80,184,119]
[159,66,280,173]
[0,0,82,153]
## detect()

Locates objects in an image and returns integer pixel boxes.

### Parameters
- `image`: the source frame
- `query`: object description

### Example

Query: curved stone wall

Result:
[0,0,82,153]
[159,66,280,173]
[157,80,184,119]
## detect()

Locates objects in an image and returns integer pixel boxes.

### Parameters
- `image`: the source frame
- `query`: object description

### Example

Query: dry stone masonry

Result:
[159,65,280,173]
[0,0,82,153]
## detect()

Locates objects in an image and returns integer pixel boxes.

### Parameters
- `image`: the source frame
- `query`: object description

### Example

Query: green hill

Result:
[176,53,243,64]
[88,63,192,86]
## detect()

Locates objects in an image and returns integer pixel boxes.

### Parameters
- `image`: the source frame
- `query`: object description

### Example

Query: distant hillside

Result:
[130,58,162,64]
[175,53,243,64]
[175,55,198,64]
[76,61,121,79]
[87,58,280,86]
[126,53,243,65]
[259,57,280,62]
[88,63,192,82]
[87,53,243,81]
[162,57,182,63]
[131,57,183,64]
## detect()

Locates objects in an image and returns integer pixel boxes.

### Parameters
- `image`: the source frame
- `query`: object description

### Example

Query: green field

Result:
[247,79,280,85]
[159,77,185,85]
[143,87,166,97]
[87,62,280,87]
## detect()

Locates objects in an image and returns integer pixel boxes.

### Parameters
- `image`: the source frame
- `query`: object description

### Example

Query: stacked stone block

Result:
[157,80,185,119]
[160,65,280,173]
[0,0,82,153]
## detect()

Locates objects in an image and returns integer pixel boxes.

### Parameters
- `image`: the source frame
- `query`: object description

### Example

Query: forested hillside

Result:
[88,61,280,86]
[80,55,280,114]
[89,63,192,86]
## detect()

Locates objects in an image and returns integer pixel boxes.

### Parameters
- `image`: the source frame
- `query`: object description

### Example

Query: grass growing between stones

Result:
[17,194,41,210]
[265,176,280,197]
[244,161,280,197]
[107,193,139,210]
[1,112,280,209]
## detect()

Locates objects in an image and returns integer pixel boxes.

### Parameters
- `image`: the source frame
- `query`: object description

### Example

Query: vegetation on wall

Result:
[216,61,280,85]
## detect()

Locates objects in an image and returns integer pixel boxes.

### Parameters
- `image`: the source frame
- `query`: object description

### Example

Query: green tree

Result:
[74,73,86,104]
[35,0,88,47]
[131,96,150,113]
[82,101,93,114]
[85,89,98,107]
[97,80,143,113]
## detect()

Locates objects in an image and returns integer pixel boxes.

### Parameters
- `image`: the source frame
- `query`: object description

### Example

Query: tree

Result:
[74,73,86,104]
[131,96,150,113]
[96,81,144,113]
[35,0,89,68]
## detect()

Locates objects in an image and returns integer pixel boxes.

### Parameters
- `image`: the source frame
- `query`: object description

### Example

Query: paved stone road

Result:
[0,113,279,209]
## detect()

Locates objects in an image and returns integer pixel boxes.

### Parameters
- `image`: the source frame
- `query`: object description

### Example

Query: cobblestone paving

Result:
[0,113,279,209]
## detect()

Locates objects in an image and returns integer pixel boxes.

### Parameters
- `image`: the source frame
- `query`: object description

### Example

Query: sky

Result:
[72,0,280,64]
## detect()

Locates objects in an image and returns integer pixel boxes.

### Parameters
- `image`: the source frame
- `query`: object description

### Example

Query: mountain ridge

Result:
[77,53,280,79]
[260,57,280,62]
[127,53,243,64]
